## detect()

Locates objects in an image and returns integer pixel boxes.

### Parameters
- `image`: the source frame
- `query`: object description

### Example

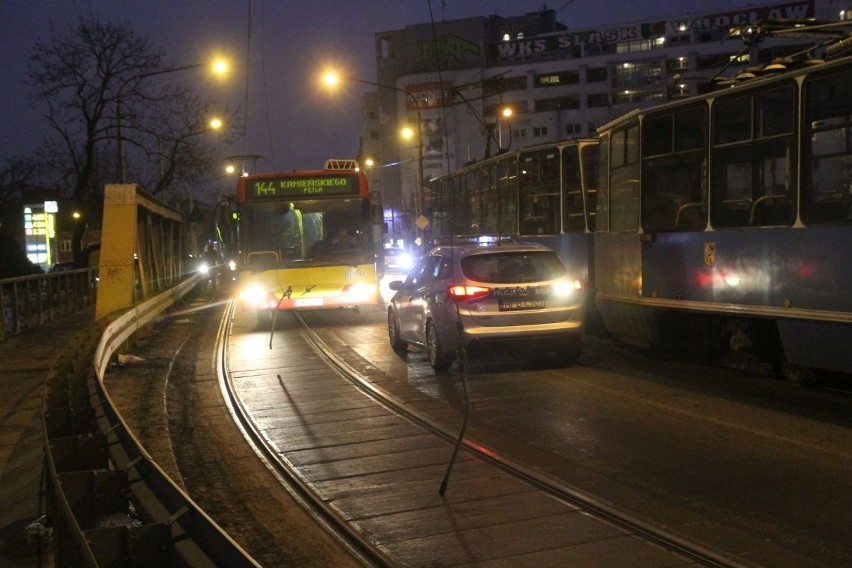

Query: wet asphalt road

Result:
[300,306,852,567]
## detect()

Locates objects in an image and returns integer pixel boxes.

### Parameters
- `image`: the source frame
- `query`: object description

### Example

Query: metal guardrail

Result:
[1,268,98,340]
[43,273,260,567]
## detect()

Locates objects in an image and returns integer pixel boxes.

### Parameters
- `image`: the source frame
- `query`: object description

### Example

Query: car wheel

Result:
[427,323,453,372]
[388,309,406,353]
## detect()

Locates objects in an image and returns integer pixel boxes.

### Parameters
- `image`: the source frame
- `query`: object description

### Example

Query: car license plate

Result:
[499,298,545,311]
[295,297,324,307]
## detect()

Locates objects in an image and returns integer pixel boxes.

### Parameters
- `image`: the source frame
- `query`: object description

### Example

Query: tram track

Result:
[217,300,755,568]
[215,299,393,568]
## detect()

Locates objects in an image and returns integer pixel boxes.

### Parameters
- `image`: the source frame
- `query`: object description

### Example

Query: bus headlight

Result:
[239,284,269,308]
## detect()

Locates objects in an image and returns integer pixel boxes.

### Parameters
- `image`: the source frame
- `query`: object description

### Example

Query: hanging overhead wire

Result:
[259,0,276,169]
[241,0,252,154]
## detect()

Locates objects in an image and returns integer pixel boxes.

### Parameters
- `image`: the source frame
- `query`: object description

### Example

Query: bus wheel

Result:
[427,323,453,373]
[388,309,406,353]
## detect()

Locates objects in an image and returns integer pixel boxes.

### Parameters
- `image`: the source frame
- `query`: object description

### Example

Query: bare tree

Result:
[0,157,40,204]
[25,17,232,265]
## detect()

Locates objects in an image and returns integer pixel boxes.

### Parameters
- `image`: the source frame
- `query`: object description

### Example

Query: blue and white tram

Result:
[594,25,852,381]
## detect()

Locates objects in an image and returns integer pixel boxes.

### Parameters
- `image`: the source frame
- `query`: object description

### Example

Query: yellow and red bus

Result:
[233,160,383,324]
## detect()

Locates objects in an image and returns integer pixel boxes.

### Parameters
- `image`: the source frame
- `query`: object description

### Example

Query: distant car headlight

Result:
[398,253,413,269]
[228,259,237,271]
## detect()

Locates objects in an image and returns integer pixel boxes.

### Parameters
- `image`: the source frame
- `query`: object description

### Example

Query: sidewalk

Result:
[0,309,94,568]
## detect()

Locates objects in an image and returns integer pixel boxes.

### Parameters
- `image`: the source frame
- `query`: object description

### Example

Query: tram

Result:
[429,138,599,285]
[233,160,384,324]
[594,20,852,381]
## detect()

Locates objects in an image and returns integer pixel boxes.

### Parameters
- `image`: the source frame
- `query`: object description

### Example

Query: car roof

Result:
[429,241,551,259]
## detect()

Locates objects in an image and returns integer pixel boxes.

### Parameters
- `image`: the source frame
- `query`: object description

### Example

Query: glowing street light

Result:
[211,58,229,77]
[498,106,513,150]
[117,57,231,182]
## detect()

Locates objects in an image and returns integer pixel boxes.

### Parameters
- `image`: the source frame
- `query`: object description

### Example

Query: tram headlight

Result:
[198,262,210,275]
[228,259,237,271]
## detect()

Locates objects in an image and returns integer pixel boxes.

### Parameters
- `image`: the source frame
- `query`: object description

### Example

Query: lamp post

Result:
[322,71,426,246]
[117,58,229,183]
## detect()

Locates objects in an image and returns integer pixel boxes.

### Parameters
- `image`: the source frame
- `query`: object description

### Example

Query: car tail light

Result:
[447,285,490,302]
[553,279,583,297]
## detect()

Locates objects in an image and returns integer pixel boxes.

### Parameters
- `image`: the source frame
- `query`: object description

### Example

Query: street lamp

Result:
[498,106,513,150]
[322,70,426,246]
[117,57,230,182]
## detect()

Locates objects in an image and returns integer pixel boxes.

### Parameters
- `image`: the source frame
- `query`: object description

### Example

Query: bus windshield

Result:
[239,198,372,269]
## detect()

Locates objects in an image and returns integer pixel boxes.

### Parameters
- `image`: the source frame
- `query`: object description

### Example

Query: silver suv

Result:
[387,241,585,372]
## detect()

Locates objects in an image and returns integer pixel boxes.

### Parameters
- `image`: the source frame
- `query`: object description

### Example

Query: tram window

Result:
[711,139,794,227]
[802,69,852,224]
[466,171,482,234]
[450,175,467,235]
[610,125,640,232]
[711,86,796,228]
[479,166,499,234]
[581,145,599,232]
[804,128,852,223]
[595,134,611,233]
[641,106,707,232]
[715,95,752,144]
[497,156,518,235]
[519,150,560,235]
[757,86,795,137]
[643,115,673,156]
[676,108,706,151]
[562,146,586,233]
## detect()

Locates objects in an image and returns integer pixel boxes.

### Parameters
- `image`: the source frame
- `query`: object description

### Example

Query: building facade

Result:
[360,0,850,246]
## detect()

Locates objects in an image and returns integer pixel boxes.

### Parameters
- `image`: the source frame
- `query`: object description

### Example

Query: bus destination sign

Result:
[249,174,356,198]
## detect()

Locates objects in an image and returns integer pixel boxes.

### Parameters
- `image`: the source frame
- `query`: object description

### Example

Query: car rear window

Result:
[460,251,567,283]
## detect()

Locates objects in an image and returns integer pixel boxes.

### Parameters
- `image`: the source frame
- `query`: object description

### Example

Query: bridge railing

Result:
[42,183,260,566]
[43,271,259,567]
[0,268,98,340]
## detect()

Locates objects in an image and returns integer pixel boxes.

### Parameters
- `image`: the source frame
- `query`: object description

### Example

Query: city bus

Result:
[429,138,599,286]
[233,160,383,324]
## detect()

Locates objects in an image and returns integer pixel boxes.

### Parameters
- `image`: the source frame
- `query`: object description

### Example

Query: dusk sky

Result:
[1,0,753,191]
